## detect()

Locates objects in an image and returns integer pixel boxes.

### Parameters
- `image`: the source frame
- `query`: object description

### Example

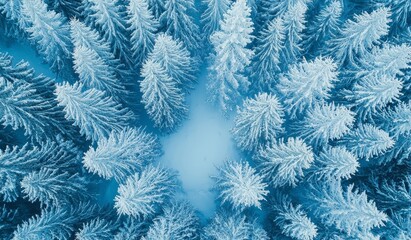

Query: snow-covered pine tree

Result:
[327,7,391,65]
[355,44,411,81]
[85,0,133,67]
[160,0,201,52]
[303,0,342,54]
[142,201,199,239]
[0,138,80,202]
[366,175,411,212]
[201,0,231,44]
[340,124,395,160]
[0,77,70,141]
[309,181,388,237]
[73,45,127,99]
[277,57,338,117]
[251,17,285,90]
[69,19,129,83]
[207,0,254,113]
[263,0,311,20]
[256,138,314,187]
[231,93,284,151]
[12,207,75,240]
[46,0,82,18]
[21,168,88,207]
[374,0,411,29]
[313,146,359,180]
[114,218,148,240]
[149,34,197,92]
[20,0,72,74]
[126,0,158,66]
[55,82,133,143]
[140,59,187,131]
[75,218,117,240]
[272,193,318,240]
[146,0,164,18]
[204,212,268,240]
[346,74,402,120]
[0,0,26,37]
[83,127,162,182]
[13,202,98,240]
[114,165,178,218]
[377,101,411,163]
[382,101,411,139]
[213,160,268,210]
[296,102,355,147]
[281,1,307,64]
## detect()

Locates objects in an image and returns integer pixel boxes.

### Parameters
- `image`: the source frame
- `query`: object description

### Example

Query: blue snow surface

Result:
[160,69,241,218]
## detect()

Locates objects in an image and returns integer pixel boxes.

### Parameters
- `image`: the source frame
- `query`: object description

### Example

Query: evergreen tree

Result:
[20,0,72,73]
[328,7,391,65]
[256,138,314,187]
[213,160,268,210]
[340,124,394,160]
[83,127,162,182]
[85,0,133,66]
[303,0,342,54]
[277,57,338,117]
[160,0,201,52]
[207,0,254,113]
[0,77,71,141]
[0,138,80,202]
[313,146,359,180]
[309,181,388,236]
[114,218,148,240]
[382,101,411,138]
[75,218,116,240]
[12,207,75,240]
[204,212,267,240]
[259,0,310,21]
[0,0,26,37]
[126,0,158,66]
[374,0,411,29]
[272,194,318,240]
[231,93,284,151]
[142,201,199,239]
[346,74,402,120]
[55,82,133,143]
[46,0,82,18]
[149,34,197,92]
[281,1,307,64]
[251,17,285,90]
[355,44,411,80]
[21,168,88,207]
[297,103,355,147]
[201,0,230,43]
[69,19,128,83]
[114,165,178,219]
[73,45,127,98]
[140,59,188,131]
[147,0,164,18]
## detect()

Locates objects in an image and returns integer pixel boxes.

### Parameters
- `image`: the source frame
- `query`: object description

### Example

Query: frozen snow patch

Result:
[160,72,240,219]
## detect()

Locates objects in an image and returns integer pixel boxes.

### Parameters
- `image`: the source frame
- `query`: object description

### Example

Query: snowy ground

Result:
[160,69,240,219]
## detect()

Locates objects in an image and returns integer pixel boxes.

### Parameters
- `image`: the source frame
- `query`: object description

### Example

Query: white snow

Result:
[160,69,241,219]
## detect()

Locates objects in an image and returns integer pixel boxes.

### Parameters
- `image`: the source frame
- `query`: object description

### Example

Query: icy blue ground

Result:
[160,69,240,218]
